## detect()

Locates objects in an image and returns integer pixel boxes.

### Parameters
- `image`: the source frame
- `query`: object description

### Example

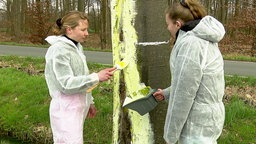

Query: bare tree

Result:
[216,0,228,22]
[78,0,85,11]
[9,0,22,39]
[100,0,108,49]
[63,0,71,13]
[235,0,240,16]
[72,0,76,10]
[86,0,90,15]
[252,36,256,57]
[54,0,59,14]
[91,1,98,32]
[20,0,27,33]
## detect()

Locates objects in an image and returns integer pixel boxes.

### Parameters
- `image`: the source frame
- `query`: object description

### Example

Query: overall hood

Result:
[45,35,68,45]
[45,35,81,49]
[45,36,67,45]
[191,16,225,43]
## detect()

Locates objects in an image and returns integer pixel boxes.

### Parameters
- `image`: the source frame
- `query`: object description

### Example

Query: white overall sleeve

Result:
[163,86,171,101]
[164,39,203,143]
[52,49,99,95]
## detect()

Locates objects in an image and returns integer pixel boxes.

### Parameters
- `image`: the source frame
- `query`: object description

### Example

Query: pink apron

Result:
[49,92,91,144]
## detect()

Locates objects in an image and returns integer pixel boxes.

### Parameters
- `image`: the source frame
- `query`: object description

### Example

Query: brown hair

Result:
[166,0,207,23]
[52,11,89,35]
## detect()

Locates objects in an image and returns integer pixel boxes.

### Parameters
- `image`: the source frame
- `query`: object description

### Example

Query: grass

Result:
[0,42,49,48]
[0,56,113,144]
[218,96,256,144]
[0,56,256,143]
[0,137,28,144]
[223,54,256,62]
[219,75,256,143]
[0,68,51,143]
[225,75,256,87]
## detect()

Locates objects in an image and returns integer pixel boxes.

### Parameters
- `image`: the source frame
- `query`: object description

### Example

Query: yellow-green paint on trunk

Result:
[111,0,154,143]
[110,0,123,143]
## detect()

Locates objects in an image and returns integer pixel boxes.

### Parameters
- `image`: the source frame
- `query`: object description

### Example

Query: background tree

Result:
[100,0,110,49]
[0,0,255,53]
[78,0,85,12]
[9,0,21,39]
[26,0,52,44]
[220,0,256,57]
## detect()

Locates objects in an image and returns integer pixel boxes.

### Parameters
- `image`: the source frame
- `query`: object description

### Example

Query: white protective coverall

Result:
[162,16,226,144]
[44,36,99,144]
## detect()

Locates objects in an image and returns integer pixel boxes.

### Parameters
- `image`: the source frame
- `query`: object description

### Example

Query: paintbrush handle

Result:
[86,83,99,93]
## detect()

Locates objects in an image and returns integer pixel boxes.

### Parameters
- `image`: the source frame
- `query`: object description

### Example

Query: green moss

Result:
[139,86,151,95]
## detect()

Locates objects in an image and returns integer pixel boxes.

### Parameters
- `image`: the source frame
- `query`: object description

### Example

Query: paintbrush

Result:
[86,83,99,93]
[87,59,129,93]
[112,58,130,73]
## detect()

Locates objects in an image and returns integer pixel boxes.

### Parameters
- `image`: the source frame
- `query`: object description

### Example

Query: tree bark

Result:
[136,0,171,143]
[21,0,27,33]
[252,36,256,57]
[10,0,21,39]
[78,0,85,12]
[100,0,107,49]
[235,0,240,16]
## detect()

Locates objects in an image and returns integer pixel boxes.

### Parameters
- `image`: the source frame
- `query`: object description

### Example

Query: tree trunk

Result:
[252,36,256,57]
[87,0,90,15]
[72,0,76,10]
[92,4,97,32]
[55,0,59,15]
[100,0,107,49]
[21,0,27,33]
[78,0,85,12]
[135,0,171,143]
[235,0,240,16]
[63,0,70,14]
[224,0,229,23]
[111,0,157,143]
[10,0,21,39]
[6,0,12,33]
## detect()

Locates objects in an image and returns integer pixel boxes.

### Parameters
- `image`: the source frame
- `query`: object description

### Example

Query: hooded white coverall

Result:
[44,36,99,144]
[162,16,226,144]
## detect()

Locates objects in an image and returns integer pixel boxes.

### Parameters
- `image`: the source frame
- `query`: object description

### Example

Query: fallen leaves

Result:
[224,86,256,107]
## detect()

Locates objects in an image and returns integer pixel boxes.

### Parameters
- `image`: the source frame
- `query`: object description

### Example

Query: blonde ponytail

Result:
[185,0,207,19]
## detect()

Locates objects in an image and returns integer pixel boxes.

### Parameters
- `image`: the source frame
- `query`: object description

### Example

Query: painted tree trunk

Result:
[110,0,154,143]
[111,0,171,143]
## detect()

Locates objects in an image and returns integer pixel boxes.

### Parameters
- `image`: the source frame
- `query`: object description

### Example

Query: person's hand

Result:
[87,104,97,118]
[97,67,116,82]
[153,89,165,102]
